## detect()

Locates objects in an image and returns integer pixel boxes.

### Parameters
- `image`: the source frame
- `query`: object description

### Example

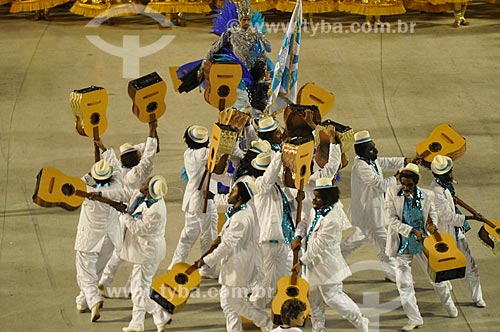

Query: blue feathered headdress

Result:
[212,1,238,36]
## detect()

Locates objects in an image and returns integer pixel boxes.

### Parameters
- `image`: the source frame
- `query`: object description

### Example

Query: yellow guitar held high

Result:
[423,230,466,282]
[297,82,335,117]
[416,124,466,168]
[282,138,315,190]
[207,123,239,175]
[204,63,242,111]
[128,72,167,123]
[151,262,201,314]
[315,120,353,170]
[70,86,108,162]
[70,86,108,138]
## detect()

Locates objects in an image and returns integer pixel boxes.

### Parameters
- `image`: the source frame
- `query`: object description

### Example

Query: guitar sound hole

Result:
[300,165,307,177]
[90,113,100,125]
[429,142,442,153]
[435,243,449,253]
[175,273,188,285]
[217,85,230,98]
[62,184,75,196]
[147,102,158,113]
[286,287,299,297]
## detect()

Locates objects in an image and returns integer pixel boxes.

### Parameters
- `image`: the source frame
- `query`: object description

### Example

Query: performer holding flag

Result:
[268,0,302,115]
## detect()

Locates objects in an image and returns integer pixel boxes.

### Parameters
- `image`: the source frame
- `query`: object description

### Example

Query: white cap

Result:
[250,140,271,154]
[91,160,113,180]
[315,177,334,190]
[149,175,168,199]
[188,125,209,143]
[431,155,453,175]
[251,152,271,170]
[354,130,372,144]
[400,163,420,178]
[258,117,278,132]
[120,143,137,156]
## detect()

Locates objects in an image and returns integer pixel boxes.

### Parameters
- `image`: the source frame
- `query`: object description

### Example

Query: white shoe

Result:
[155,317,172,332]
[122,327,144,332]
[447,304,459,318]
[91,301,103,322]
[157,324,167,332]
[76,304,88,313]
[474,299,486,308]
[401,323,422,331]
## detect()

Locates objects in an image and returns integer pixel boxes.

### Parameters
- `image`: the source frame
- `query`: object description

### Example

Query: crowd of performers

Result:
[61,2,500,332]
[3,0,500,28]
[73,115,500,332]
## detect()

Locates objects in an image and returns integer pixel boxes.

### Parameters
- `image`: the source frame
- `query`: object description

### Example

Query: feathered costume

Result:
[176,0,272,115]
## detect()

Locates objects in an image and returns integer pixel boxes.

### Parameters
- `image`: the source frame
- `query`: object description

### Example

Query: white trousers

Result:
[456,237,484,303]
[169,201,218,276]
[309,283,365,332]
[220,285,272,332]
[98,248,132,295]
[341,226,397,279]
[127,262,171,330]
[396,253,455,325]
[251,242,291,307]
[75,235,114,309]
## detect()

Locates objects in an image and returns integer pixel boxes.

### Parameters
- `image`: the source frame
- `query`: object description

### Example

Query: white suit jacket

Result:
[349,156,404,229]
[74,165,123,253]
[252,152,287,243]
[103,137,157,191]
[203,206,260,287]
[385,185,438,257]
[116,190,167,265]
[295,202,351,287]
[428,180,466,238]
[302,143,342,223]
[182,147,209,213]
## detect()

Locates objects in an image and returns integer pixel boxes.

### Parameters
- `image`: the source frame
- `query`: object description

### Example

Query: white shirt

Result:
[349,156,405,229]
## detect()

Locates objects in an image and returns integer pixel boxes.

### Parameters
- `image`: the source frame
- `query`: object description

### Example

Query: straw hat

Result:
[149,175,168,199]
[431,155,453,175]
[242,180,258,198]
[188,125,209,143]
[120,143,137,156]
[258,117,278,132]
[315,177,334,190]
[250,140,271,154]
[400,163,420,178]
[251,152,271,170]
[354,130,372,145]
[91,160,113,180]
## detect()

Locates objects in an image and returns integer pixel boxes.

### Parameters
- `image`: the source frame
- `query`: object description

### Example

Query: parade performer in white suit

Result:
[429,155,486,308]
[292,178,369,332]
[385,163,458,331]
[197,181,274,332]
